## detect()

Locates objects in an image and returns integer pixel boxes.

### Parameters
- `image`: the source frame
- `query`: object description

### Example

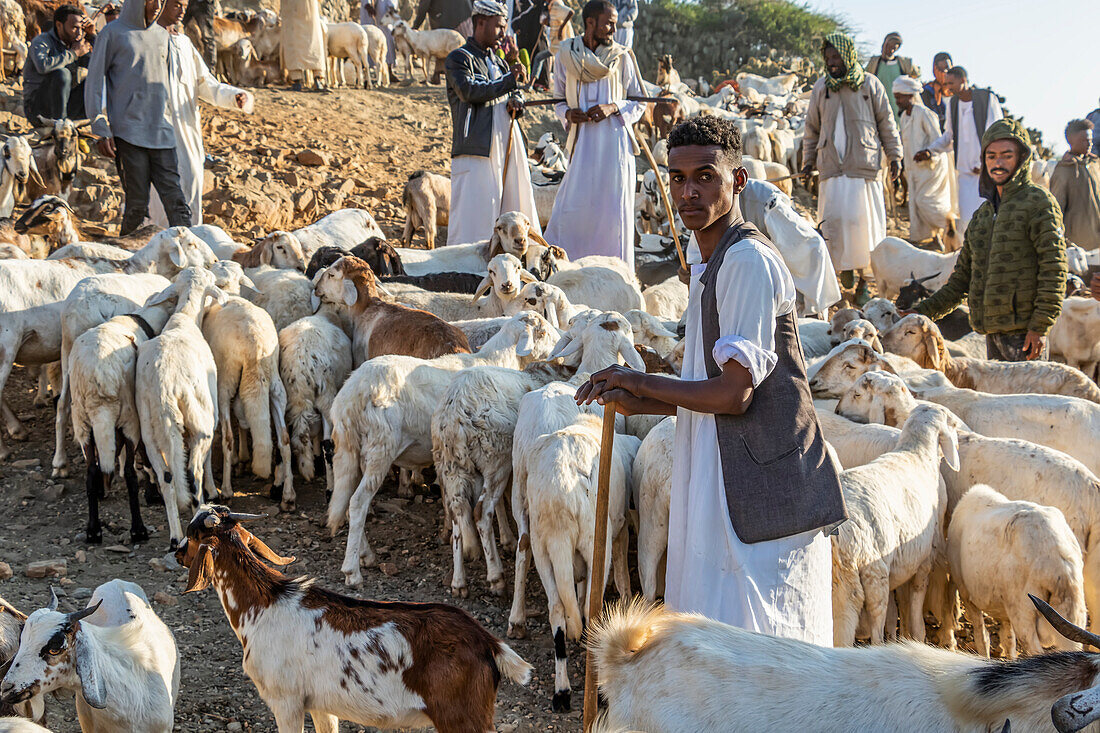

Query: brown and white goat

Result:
[27,117,89,201]
[312,255,471,365]
[177,505,531,733]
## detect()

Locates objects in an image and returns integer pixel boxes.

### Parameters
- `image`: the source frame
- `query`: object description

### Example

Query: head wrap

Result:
[472,0,507,17]
[885,31,902,44]
[822,32,864,92]
[892,76,922,96]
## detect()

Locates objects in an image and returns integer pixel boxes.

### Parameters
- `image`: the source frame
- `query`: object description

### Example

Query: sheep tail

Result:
[492,640,533,686]
[89,407,117,477]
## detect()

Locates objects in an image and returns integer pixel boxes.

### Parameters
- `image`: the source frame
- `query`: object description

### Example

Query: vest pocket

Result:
[740,435,800,467]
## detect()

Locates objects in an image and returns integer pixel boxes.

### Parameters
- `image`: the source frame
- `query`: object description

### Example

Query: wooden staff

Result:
[501,108,517,192]
[582,403,617,731]
[634,134,686,271]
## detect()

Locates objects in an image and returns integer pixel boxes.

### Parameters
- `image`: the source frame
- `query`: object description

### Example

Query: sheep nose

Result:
[500,283,515,294]
[15,172,27,182]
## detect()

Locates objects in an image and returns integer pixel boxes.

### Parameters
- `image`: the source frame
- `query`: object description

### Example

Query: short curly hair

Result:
[1066,118,1094,139]
[667,116,743,169]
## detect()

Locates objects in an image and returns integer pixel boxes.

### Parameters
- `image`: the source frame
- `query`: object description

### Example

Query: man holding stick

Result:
[577,116,845,643]
[545,0,644,266]
[444,0,541,245]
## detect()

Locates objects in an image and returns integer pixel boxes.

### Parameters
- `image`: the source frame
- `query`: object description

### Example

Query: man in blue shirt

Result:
[22,4,93,122]
[921,51,952,131]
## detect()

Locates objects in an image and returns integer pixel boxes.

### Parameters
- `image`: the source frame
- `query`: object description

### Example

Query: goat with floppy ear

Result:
[178,507,295,594]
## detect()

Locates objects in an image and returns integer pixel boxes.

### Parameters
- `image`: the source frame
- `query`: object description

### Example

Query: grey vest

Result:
[949,88,992,165]
[700,221,847,544]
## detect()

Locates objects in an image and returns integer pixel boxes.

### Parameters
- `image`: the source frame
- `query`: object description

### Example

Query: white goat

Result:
[0,136,41,218]
[472,253,539,317]
[589,596,1100,733]
[291,208,385,259]
[862,297,902,333]
[327,312,559,586]
[843,318,883,352]
[0,581,178,733]
[832,404,958,646]
[642,275,688,321]
[949,484,1086,659]
[324,22,371,88]
[389,20,463,83]
[247,268,314,330]
[634,415,675,601]
[394,210,540,274]
[1049,296,1100,379]
[135,268,226,548]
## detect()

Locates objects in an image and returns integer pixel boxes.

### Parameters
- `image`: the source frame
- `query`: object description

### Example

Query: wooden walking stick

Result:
[634,134,686,271]
[582,403,617,731]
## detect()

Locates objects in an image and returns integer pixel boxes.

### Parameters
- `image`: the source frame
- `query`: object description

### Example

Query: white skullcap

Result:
[892,76,922,95]
[472,0,508,16]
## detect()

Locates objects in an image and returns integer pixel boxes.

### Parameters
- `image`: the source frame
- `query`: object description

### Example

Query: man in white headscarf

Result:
[443,0,541,244]
[545,0,643,266]
[893,75,956,248]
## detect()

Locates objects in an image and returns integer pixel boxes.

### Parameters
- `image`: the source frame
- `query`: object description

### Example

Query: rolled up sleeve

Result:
[713,241,797,386]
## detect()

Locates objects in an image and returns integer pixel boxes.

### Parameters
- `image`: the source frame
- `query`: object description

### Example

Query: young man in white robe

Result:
[578,116,846,645]
[801,32,902,306]
[443,0,541,245]
[916,65,1003,235]
[149,0,250,227]
[893,75,956,249]
[544,0,643,267]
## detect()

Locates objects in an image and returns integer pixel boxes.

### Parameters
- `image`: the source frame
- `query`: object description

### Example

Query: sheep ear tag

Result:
[342,279,358,307]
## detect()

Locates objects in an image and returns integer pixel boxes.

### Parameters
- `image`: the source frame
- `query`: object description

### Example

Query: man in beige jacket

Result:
[802,31,902,305]
[1050,119,1100,251]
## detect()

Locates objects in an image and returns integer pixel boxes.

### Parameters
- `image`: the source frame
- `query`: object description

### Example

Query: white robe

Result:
[150,34,245,227]
[899,103,954,242]
[666,237,832,644]
[927,94,1003,232]
[448,62,541,246]
[545,48,643,266]
[816,105,886,271]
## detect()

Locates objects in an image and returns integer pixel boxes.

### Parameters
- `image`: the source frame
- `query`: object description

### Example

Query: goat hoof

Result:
[506,623,526,640]
[130,527,150,544]
[280,498,296,513]
[344,571,364,588]
[9,427,27,441]
[51,465,69,479]
[551,691,571,713]
[85,528,103,544]
[489,578,506,596]
[451,585,468,598]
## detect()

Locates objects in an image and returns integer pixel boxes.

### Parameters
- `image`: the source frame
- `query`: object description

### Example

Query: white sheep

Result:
[201,293,294,509]
[842,318,883,352]
[361,22,389,88]
[517,281,583,329]
[814,408,899,469]
[0,136,41,218]
[324,21,371,88]
[136,268,226,548]
[949,484,1086,659]
[0,597,43,725]
[508,313,645,640]
[432,360,575,598]
[836,369,1100,630]
[861,297,901,333]
[524,412,640,712]
[327,312,560,586]
[450,315,513,351]
[1049,296,1100,380]
[826,307,863,345]
[394,210,539,274]
[832,403,958,646]
[869,236,958,300]
[633,415,675,601]
[642,273,688,320]
[472,253,539,317]
[246,267,314,330]
[545,258,645,314]
[624,309,679,357]
[0,581,178,733]
[883,314,1100,402]
[796,317,834,359]
[278,303,352,498]
[189,223,243,260]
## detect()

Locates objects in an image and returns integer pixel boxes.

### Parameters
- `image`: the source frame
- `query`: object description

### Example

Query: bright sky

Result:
[808,0,1097,153]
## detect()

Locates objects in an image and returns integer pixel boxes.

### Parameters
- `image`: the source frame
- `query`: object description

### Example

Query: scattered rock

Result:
[10,458,39,468]
[153,591,179,606]
[105,544,131,553]
[72,587,93,600]
[227,723,243,732]
[0,561,12,580]
[296,149,328,167]
[25,559,67,578]
[74,550,87,563]
[40,483,64,502]
[149,557,169,572]
[378,562,399,577]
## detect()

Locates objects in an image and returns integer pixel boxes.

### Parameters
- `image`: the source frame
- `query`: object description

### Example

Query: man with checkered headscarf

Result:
[801,32,903,305]
[443,0,542,245]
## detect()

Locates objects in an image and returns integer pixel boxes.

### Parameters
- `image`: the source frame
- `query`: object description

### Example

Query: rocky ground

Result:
[0,75,919,732]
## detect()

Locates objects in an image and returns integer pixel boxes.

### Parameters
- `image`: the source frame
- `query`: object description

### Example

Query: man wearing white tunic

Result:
[578,116,846,643]
[802,32,902,306]
[281,0,326,91]
[444,0,541,245]
[916,66,1003,235]
[545,0,643,266]
[893,75,956,248]
[149,0,250,227]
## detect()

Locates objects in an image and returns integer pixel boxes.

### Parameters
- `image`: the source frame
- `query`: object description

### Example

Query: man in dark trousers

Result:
[85,0,192,234]
[183,0,216,68]
[22,4,94,121]
[577,115,845,644]
[912,119,1067,361]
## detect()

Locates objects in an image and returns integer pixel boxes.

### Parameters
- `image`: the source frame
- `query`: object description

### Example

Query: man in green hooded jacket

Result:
[912,118,1067,361]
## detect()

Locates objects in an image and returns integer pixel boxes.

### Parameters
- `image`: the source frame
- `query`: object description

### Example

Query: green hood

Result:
[979,118,1033,205]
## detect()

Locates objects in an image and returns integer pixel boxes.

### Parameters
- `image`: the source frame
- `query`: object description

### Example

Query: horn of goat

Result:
[1029,593,1100,649]
[67,599,103,623]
